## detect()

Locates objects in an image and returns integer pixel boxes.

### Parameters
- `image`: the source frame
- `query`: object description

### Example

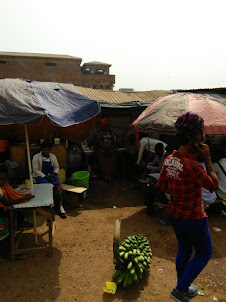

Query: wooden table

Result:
[9,183,55,260]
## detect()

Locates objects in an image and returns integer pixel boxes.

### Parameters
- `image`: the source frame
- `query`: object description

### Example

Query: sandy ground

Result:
[0,176,226,302]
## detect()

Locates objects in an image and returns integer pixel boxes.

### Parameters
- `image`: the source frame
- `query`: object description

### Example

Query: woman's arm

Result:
[32,154,45,178]
[195,143,219,187]
[0,194,33,206]
[51,154,60,175]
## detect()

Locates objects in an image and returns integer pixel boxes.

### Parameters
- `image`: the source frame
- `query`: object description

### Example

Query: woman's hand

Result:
[23,194,34,201]
[194,143,211,161]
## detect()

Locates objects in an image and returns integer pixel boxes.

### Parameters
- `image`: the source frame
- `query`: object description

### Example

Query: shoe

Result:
[59,212,67,219]
[15,254,27,260]
[0,256,9,262]
[170,289,191,302]
[187,285,198,297]
[159,219,168,227]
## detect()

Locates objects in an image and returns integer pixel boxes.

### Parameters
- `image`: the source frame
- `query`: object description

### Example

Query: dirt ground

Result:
[0,176,226,302]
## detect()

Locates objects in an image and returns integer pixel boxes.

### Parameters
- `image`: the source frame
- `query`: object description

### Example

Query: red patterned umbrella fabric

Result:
[131,93,226,135]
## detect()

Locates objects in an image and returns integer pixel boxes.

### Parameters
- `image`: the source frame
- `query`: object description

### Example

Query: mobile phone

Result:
[192,140,202,148]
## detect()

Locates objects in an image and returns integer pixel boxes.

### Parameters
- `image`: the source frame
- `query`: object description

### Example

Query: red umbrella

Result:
[131,93,226,135]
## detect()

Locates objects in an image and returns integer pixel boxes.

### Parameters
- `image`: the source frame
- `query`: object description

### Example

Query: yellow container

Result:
[103,282,117,294]
[58,168,66,184]
[25,179,31,188]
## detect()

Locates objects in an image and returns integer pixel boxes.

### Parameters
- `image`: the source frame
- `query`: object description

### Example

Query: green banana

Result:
[119,246,126,252]
[127,261,133,270]
[127,273,133,285]
[117,272,125,285]
[113,233,152,287]
[134,257,139,264]
[123,273,129,288]
[124,252,129,260]
[133,273,138,281]
[119,251,125,258]
[112,270,121,279]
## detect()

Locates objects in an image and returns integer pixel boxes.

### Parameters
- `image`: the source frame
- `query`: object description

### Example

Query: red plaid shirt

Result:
[157,150,218,220]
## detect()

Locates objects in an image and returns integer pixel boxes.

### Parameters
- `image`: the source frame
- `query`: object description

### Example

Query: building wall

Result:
[0,54,115,90]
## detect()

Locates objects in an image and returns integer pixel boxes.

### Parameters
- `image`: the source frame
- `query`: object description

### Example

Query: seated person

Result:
[32,141,67,219]
[144,146,174,216]
[144,175,169,216]
[136,135,167,165]
[0,165,33,261]
[147,143,166,174]
[92,118,117,183]
[210,150,226,213]
[213,150,226,201]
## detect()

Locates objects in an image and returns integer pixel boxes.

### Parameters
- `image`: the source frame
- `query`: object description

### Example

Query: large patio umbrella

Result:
[0,78,100,193]
[131,93,226,135]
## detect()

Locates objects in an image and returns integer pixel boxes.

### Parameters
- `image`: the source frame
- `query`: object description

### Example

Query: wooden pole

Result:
[113,219,122,264]
[25,125,34,195]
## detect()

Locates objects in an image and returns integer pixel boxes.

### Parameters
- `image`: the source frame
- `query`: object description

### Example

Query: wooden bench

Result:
[205,199,226,215]
[62,184,87,208]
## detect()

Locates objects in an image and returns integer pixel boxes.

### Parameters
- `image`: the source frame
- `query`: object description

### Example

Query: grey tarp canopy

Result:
[0,78,100,193]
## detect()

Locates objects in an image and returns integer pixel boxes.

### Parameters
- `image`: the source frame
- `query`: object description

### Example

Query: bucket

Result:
[0,140,8,152]
[72,171,90,189]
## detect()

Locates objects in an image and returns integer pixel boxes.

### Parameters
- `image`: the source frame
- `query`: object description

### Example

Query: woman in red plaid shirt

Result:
[157,112,218,302]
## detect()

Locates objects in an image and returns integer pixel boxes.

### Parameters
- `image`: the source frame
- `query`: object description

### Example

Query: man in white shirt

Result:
[136,137,167,165]
[213,155,226,201]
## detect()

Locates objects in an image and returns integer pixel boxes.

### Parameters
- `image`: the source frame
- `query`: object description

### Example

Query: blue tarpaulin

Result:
[0,78,100,126]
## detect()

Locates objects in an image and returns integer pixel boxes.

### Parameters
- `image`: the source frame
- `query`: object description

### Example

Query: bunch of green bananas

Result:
[112,234,152,287]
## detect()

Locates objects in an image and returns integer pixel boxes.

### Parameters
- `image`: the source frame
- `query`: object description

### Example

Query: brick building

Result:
[0,52,115,90]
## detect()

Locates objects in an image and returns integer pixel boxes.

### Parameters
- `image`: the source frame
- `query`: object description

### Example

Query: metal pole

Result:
[25,125,35,195]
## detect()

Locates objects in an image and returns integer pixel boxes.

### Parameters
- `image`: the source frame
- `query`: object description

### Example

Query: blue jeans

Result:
[167,213,212,293]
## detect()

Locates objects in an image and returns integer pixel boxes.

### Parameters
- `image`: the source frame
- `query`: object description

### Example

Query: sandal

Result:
[0,256,9,262]
[59,212,67,219]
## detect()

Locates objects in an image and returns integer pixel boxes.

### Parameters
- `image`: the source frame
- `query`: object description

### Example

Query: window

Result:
[95,69,105,75]
[46,63,56,67]
[0,61,6,64]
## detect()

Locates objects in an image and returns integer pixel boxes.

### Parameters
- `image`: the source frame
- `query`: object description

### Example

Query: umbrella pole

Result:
[25,125,35,195]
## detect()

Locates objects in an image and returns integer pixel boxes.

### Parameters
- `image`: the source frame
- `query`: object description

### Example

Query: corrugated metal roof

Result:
[0,51,82,60]
[128,90,173,103]
[59,83,172,105]
[83,61,112,67]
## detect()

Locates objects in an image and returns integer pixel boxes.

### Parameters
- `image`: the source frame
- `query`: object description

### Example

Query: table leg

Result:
[48,218,53,257]
[10,209,15,261]
[122,150,126,179]
[33,210,38,246]
[48,207,55,257]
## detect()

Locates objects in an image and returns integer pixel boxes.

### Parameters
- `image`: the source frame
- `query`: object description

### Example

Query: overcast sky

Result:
[1,0,226,91]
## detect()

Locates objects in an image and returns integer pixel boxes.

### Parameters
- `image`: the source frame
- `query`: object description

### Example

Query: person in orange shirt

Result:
[0,164,33,261]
